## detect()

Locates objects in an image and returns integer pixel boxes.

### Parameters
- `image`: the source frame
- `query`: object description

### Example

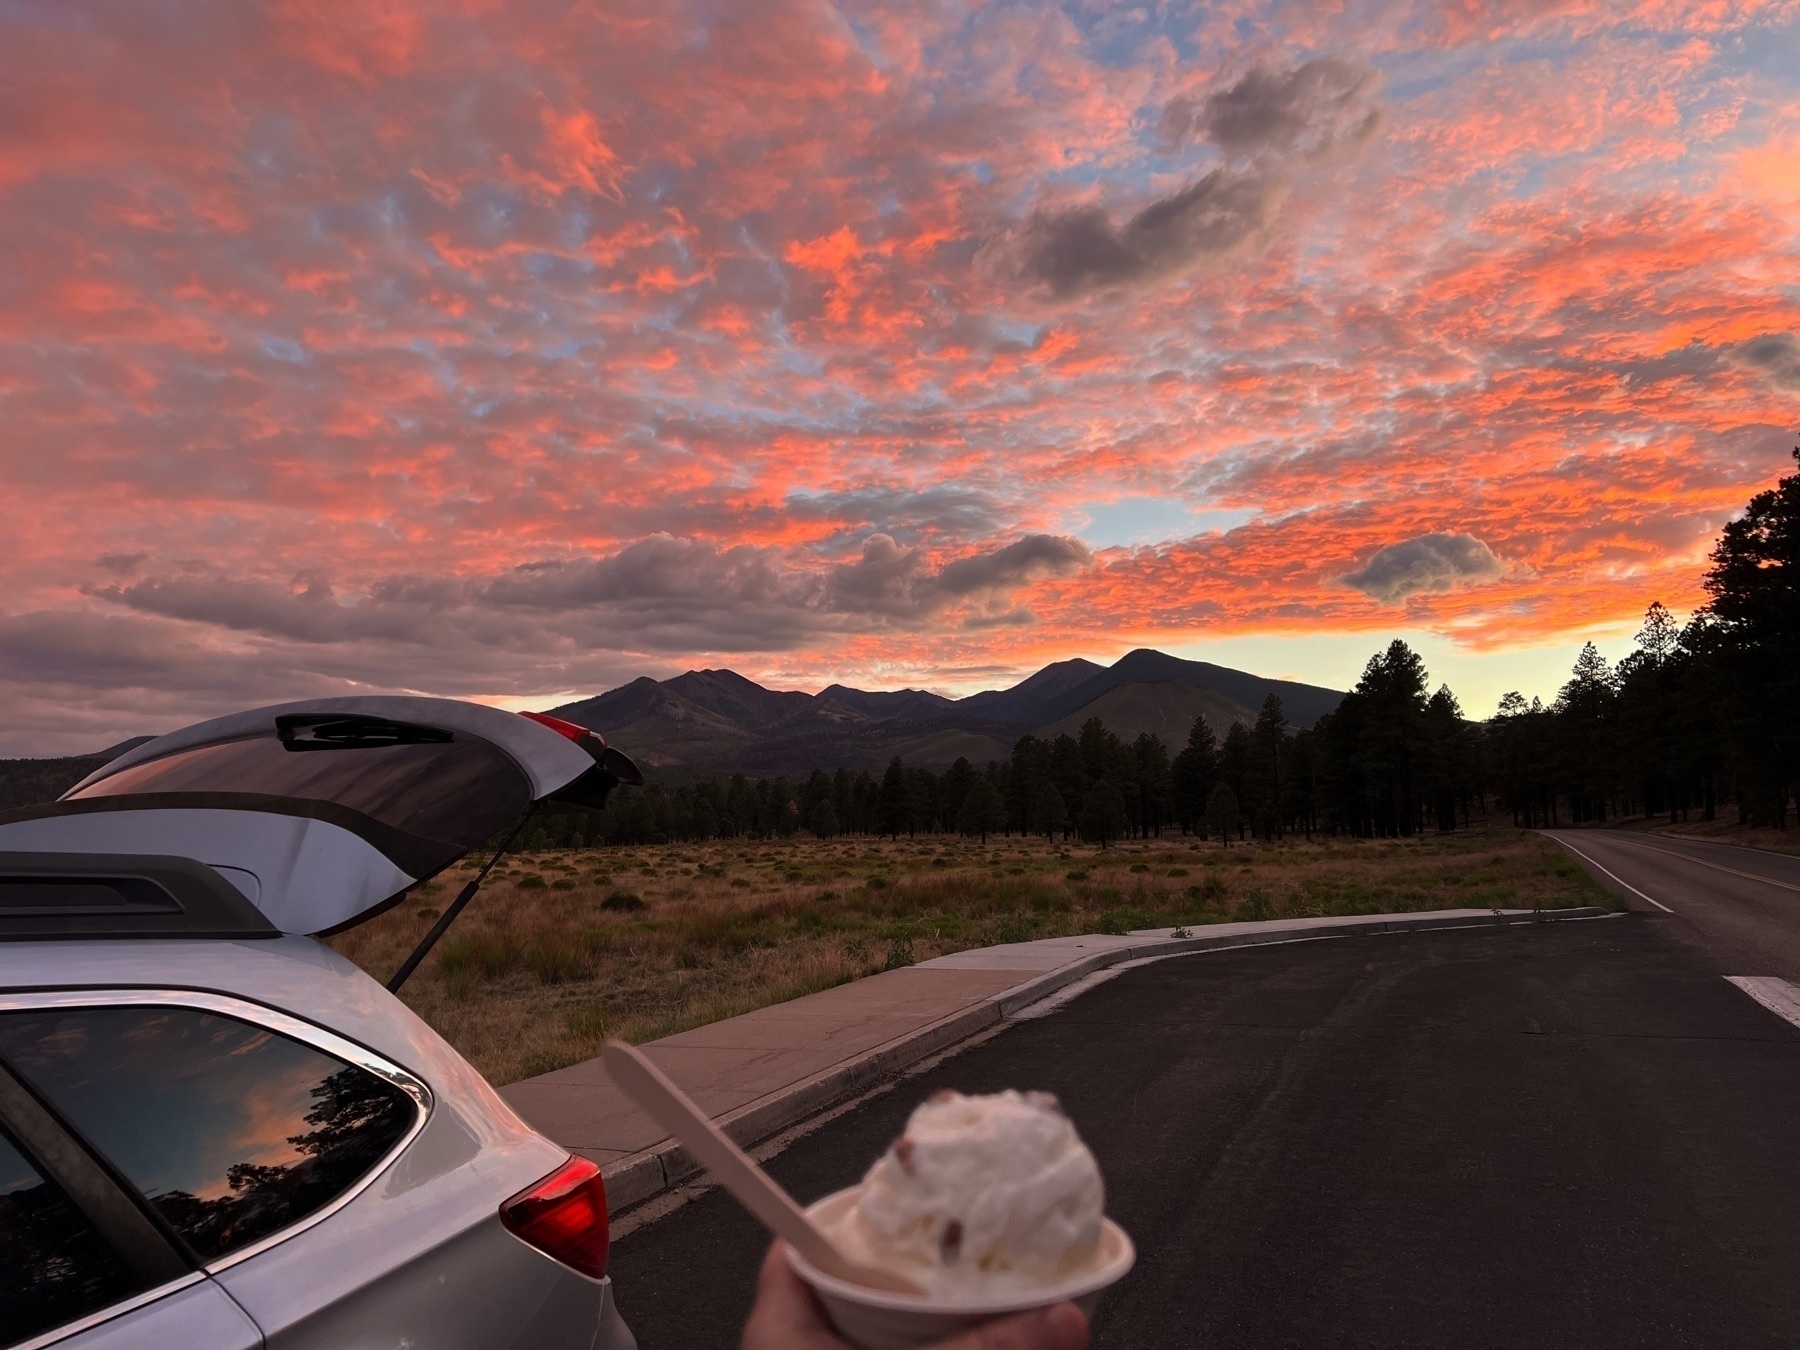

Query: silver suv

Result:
[0,698,642,1349]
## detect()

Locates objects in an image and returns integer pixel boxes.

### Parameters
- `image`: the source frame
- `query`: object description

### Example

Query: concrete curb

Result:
[599,904,1612,1213]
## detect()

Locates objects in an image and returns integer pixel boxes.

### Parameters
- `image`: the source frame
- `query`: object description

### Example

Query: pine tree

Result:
[1171,715,1220,834]
[1034,783,1068,840]
[1701,446,1800,824]
[877,756,911,839]
[807,798,839,838]
[1205,782,1239,847]
[1077,780,1129,848]
[957,777,1007,843]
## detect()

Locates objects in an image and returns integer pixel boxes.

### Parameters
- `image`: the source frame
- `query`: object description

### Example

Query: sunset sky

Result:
[2,0,1797,754]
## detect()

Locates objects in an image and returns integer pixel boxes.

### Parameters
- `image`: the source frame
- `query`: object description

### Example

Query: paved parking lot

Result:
[608,918,1800,1349]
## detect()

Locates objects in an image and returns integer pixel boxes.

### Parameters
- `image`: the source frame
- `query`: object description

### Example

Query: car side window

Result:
[0,1007,417,1265]
[0,1123,143,1347]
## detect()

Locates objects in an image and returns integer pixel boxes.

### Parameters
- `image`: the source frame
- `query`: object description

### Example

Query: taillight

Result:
[519,710,602,744]
[500,1155,610,1279]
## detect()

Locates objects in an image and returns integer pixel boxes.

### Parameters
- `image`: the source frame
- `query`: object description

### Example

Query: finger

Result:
[739,1241,850,1350]
[930,1301,1090,1350]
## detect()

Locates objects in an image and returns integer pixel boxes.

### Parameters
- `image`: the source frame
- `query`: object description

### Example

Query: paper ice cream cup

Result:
[787,1186,1135,1350]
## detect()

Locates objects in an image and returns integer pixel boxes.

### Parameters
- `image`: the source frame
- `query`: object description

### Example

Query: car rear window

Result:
[0,1007,418,1264]
[0,1123,142,1346]
[66,731,529,848]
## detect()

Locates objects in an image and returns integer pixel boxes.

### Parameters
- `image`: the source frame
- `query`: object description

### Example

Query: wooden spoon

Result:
[601,1039,926,1296]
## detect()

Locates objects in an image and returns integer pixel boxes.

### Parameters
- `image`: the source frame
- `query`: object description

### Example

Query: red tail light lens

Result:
[519,710,602,744]
[500,1155,610,1279]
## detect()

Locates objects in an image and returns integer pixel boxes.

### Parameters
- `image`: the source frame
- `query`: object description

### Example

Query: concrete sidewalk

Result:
[498,905,1611,1213]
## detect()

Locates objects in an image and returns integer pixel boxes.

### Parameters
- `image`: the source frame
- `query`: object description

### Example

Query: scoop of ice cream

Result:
[826,1088,1104,1299]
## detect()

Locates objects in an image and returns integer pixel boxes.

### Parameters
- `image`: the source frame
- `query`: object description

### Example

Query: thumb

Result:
[930,1301,1089,1350]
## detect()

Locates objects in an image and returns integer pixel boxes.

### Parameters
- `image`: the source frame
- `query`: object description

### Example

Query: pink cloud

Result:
[0,0,1794,750]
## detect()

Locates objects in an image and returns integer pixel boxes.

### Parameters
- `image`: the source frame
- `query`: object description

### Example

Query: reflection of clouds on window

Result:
[0,1006,415,1262]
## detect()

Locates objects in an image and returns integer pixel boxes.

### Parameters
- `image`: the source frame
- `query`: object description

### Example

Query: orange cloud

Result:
[0,0,1795,751]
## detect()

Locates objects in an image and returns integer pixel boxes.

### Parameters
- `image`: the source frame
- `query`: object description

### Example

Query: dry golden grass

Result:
[328,824,1607,1087]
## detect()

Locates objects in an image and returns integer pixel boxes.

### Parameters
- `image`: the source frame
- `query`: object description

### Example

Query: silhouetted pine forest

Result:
[534,446,1799,848]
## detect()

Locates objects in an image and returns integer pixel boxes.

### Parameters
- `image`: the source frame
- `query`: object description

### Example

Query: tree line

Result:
[525,447,1800,849]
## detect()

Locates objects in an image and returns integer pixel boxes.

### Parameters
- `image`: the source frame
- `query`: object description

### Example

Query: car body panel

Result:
[0,697,636,935]
[36,1276,262,1350]
[66,697,597,803]
[0,937,528,1154]
[2,693,644,1350]
[215,1207,623,1350]
[0,939,636,1350]
[0,812,411,932]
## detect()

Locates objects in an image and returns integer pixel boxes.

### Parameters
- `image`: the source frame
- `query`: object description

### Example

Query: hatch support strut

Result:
[388,811,534,994]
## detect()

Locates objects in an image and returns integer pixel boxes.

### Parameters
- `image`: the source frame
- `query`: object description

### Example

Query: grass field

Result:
[329,824,1609,1087]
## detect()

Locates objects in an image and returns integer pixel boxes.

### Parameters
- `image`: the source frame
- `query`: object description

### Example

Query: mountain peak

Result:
[546,647,1343,773]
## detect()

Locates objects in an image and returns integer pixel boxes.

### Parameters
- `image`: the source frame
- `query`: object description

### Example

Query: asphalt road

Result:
[1543,830,1800,980]
[607,920,1800,1349]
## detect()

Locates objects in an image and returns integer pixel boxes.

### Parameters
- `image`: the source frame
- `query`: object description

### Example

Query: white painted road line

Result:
[1600,837,1800,895]
[1725,977,1800,1033]
[1550,835,1675,913]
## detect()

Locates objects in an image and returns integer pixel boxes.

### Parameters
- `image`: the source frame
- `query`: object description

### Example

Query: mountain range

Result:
[548,648,1344,775]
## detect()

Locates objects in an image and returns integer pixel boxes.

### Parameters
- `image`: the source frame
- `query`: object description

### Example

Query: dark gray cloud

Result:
[1342,532,1505,603]
[1730,332,1800,391]
[978,167,1286,298]
[0,609,356,756]
[934,533,1092,594]
[90,573,450,645]
[984,52,1381,299]
[85,532,1094,673]
[1160,56,1384,162]
[822,531,1090,620]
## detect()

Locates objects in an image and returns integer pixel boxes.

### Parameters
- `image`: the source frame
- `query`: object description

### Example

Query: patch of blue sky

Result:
[642,165,685,205]
[260,337,307,364]
[1090,3,1212,69]
[1726,17,1800,81]
[560,210,594,249]
[1074,497,1257,550]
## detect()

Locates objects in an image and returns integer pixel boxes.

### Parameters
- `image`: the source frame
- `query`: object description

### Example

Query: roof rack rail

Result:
[0,853,279,941]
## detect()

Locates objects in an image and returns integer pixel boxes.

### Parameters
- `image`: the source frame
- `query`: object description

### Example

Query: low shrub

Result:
[601,891,645,912]
[1234,890,1275,922]
[528,936,587,984]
